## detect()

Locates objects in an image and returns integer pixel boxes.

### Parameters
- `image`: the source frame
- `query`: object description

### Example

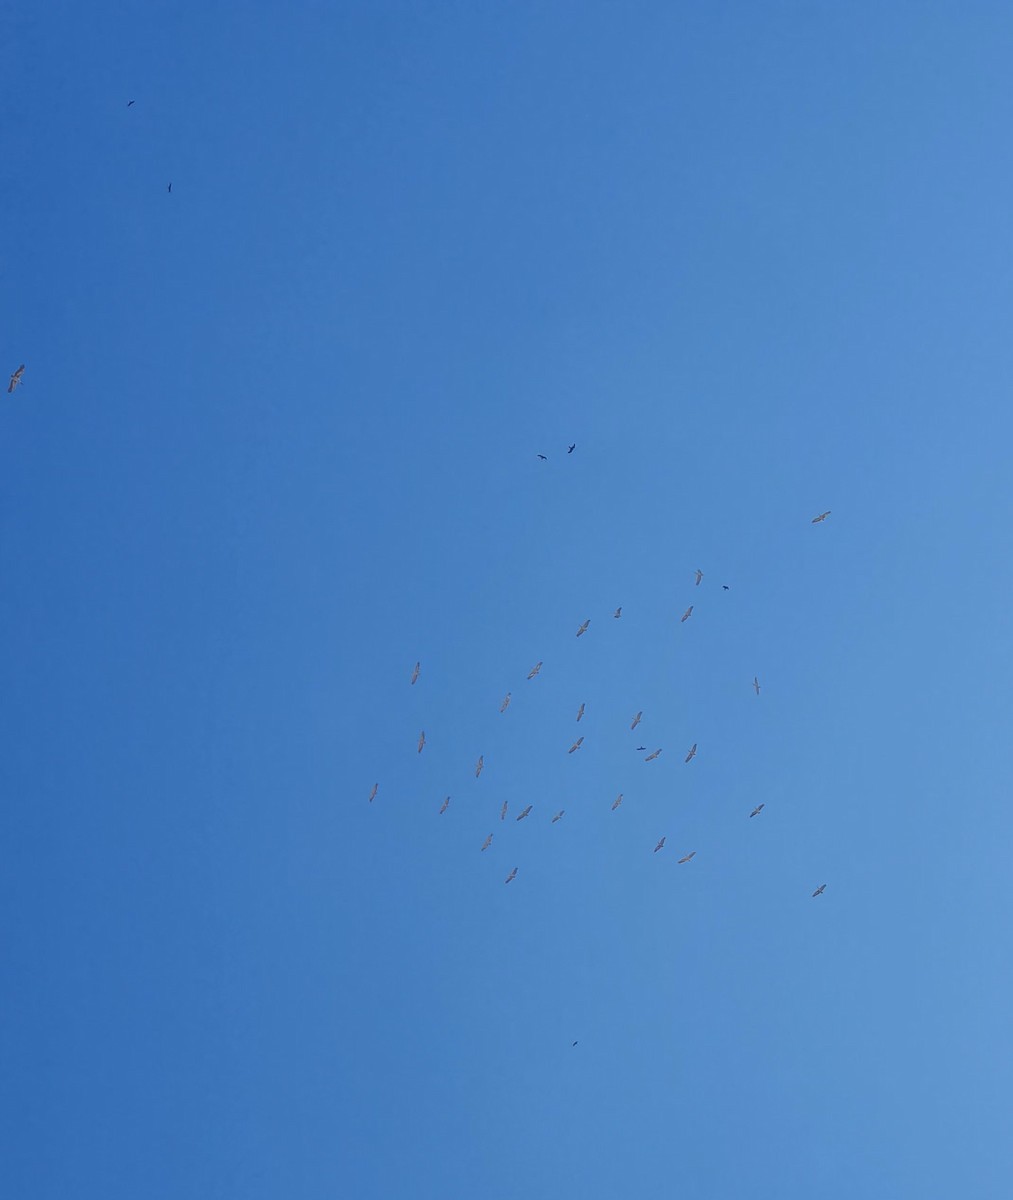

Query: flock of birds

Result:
[370,501,833,900]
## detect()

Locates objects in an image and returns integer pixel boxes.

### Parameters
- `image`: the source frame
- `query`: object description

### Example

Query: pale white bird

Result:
[654,837,666,853]
[475,755,484,778]
[631,711,642,731]
[480,833,493,851]
[611,793,623,811]
[527,661,543,680]
[753,676,760,695]
[812,883,827,897]
[439,796,450,814]
[677,851,696,864]
[684,743,697,763]
[644,748,661,762]
[505,867,518,884]
[516,805,532,821]
[811,511,831,524]
[695,569,703,586]
[681,606,693,623]
[576,619,590,637]
[410,661,420,685]
[368,783,378,803]
[568,736,584,754]
[576,703,585,722]
[749,804,765,818]
[500,693,511,713]
[551,810,564,823]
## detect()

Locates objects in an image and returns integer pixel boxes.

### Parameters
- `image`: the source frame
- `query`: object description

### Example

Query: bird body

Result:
[811,511,831,523]
[517,805,532,821]
[8,364,25,393]
[678,851,696,864]
[576,619,590,637]
[645,748,661,762]
[684,743,697,763]
[681,606,693,623]
[505,868,518,884]
[812,884,827,897]
[475,755,484,778]
[631,711,642,731]
[568,737,584,754]
[527,662,542,680]
[576,703,585,722]
[500,693,511,713]
[749,804,765,818]
[654,837,666,853]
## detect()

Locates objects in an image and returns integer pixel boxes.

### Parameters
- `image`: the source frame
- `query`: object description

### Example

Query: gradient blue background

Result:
[3,3,1012,1197]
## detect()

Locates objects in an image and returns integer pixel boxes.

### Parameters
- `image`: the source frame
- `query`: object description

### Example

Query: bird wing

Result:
[631,711,642,730]
[812,885,826,896]
[528,662,542,679]
[8,365,24,392]
[681,606,693,622]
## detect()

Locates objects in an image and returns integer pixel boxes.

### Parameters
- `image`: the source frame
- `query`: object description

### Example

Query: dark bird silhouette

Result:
[410,661,420,685]
[613,606,622,618]
[439,796,450,814]
[368,783,378,803]
[505,867,518,884]
[167,182,172,192]
[635,746,647,752]
[417,731,426,754]
[576,619,590,637]
[753,676,760,695]
[749,804,764,818]
[480,834,493,851]
[500,692,511,713]
[654,836,666,853]
[551,810,564,823]
[812,884,827,897]
[681,605,693,623]
[722,585,729,590]
[527,661,542,680]
[572,1041,578,1047]
[568,736,584,754]
[612,793,623,811]
[568,444,575,454]
[537,454,547,460]
[475,755,484,778]
[517,805,532,821]
[500,801,508,821]
[677,851,696,864]
[576,703,585,722]
[684,743,697,763]
[8,364,25,393]
[695,568,704,586]
[811,510,831,523]
[127,99,135,106]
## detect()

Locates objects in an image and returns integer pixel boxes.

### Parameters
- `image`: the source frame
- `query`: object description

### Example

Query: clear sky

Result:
[3,3,1013,1197]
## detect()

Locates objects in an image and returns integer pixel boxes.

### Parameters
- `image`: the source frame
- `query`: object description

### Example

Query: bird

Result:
[654,837,666,853]
[517,805,532,821]
[576,619,590,637]
[500,693,511,713]
[411,661,420,685]
[568,443,576,454]
[127,99,135,106]
[645,749,661,761]
[812,884,827,897]
[8,364,25,393]
[527,661,543,679]
[749,804,764,818]
[439,796,450,814]
[368,783,378,803]
[572,1041,578,1047]
[568,737,584,754]
[613,606,622,618]
[631,711,643,731]
[681,605,693,623]
[500,801,508,821]
[684,743,697,763]
[753,676,760,695]
[480,834,493,851]
[475,755,484,778]
[635,745,647,751]
[551,810,564,823]
[695,569,704,586]
[612,793,623,811]
[505,867,518,884]
[167,182,172,192]
[811,511,831,523]
[722,585,729,590]
[417,731,426,753]
[677,851,696,864]
[537,454,547,460]
[576,703,585,722]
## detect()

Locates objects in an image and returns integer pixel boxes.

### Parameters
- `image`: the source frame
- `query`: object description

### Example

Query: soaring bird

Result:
[645,748,661,762]
[127,99,135,106]
[681,606,693,623]
[811,511,831,523]
[678,852,696,864]
[635,745,647,751]
[695,569,704,586]
[613,606,622,618]
[500,801,508,821]
[749,804,764,818]
[551,810,564,823]
[505,867,518,884]
[576,703,585,722]
[475,755,484,778]
[576,619,590,637]
[411,661,420,685]
[7,364,25,393]
[631,711,643,731]
[654,837,666,853]
[684,743,697,763]
[167,182,172,192]
[812,884,827,897]
[722,585,730,590]
[439,796,450,814]
[480,834,493,851]
[572,1041,578,1047]
[568,737,584,754]
[611,793,623,811]
[417,731,426,753]
[537,454,547,460]
[527,661,543,679]
[368,783,378,803]
[568,444,576,454]
[753,676,760,695]
[517,805,532,821]
[500,693,511,713]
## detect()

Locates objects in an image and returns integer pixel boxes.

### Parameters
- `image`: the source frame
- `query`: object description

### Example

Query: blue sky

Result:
[3,3,1013,1196]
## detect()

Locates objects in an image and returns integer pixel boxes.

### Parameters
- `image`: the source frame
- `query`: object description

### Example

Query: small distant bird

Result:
[811,511,831,523]
[695,569,703,586]
[505,867,518,884]
[417,731,426,753]
[753,676,760,695]
[576,619,590,637]
[537,454,547,460]
[517,805,532,821]
[127,100,135,106]
[812,884,827,897]
[475,755,484,778]
[681,606,693,623]
[8,364,25,393]
[568,736,584,754]
[636,745,647,751]
[500,801,508,821]
[722,585,729,590]
[439,796,450,814]
[677,851,696,864]
[645,749,661,761]
[613,606,622,618]
[749,804,764,818]
[654,837,666,853]
[368,783,378,803]
[572,1041,578,1047]
[576,703,585,722]
[411,661,420,685]
[612,793,623,811]
[568,444,576,454]
[167,182,172,192]
[551,810,564,823]
[480,834,493,851]
[500,693,511,713]
[527,661,542,680]
[684,743,697,763]
[631,711,643,731]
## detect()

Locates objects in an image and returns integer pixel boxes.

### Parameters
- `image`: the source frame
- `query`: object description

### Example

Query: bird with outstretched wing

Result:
[505,868,518,884]
[500,693,511,713]
[749,804,764,818]
[439,796,450,814]
[684,743,697,763]
[695,569,703,586]
[645,748,661,762]
[551,810,564,823]
[612,793,623,811]
[681,606,693,623]
[812,884,827,897]
[7,365,25,393]
[368,783,378,803]
[654,837,666,853]
[568,737,584,754]
[811,511,831,523]
[500,801,508,821]
[631,711,642,731]
[475,755,484,778]
[527,662,542,680]
[576,703,585,722]
[480,834,493,851]
[677,851,696,864]
[576,619,590,637]
[613,606,622,618]
[417,731,426,753]
[517,805,532,821]
[753,677,760,695]
[410,661,420,685]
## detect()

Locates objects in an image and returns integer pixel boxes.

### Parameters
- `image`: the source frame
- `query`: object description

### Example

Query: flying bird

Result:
[645,748,661,762]
[505,867,518,884]
[475,755,484,778]
[368,783,378,803]
[572,1041,578,1047]
[417,731,426,753]
[551,810,564,823]
[631,711,643,731]
[635,745,647,751]
[167,182,172,192]
[695,569,703,586]
[611,793,623,811]
[753,676,760,695]
[812,884,827,897]
[811,511,831,523]
[127,99,135,106]
[568,444,576,454]
[684,743,697,763]
[517,805,532,821]
[537,454,547,460]
[480,834,493,851]
[500,693,511,713]
[654,837,666,853]
[527,661,542,680]
[681,606,693,623]
[576,619,590,637]
[576,703,585,722]
[677,851,696,864]
[8,364,25,393]
[410,661,420,685]
[568,737,584,754]
[749,804,765,818]
[500,801,508,821]
[439,796,450,814]
[613,606,622,618]
[722,585,729,590]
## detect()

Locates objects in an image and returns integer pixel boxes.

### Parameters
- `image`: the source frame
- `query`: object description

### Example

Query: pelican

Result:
[812,883,827,897]
[417,731,426,753]
[631,711,642,731]
[568,737,584,754]
[749,804,764,818]
[576,703,585,722]
[517,805,532,821]
[677,851,696,864]
[681,606,693,623]
[368,783,378,803]
[7,364,25,393]
[811,511,831,523]
[527,661,543,680]
[644,748,661,762]
[475,755,484,778]
[684,743,697,763]
[439,796,450,814]
[576,619,590,637]
[410,661,420,685]
[500,693,511,713]
[551,810,564,823]
[611,793,623,811]
[480,834,493,851]
[695,569,703,586]
[753,677,760,695]
[505,867,518,884]
[654,837,666,853]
